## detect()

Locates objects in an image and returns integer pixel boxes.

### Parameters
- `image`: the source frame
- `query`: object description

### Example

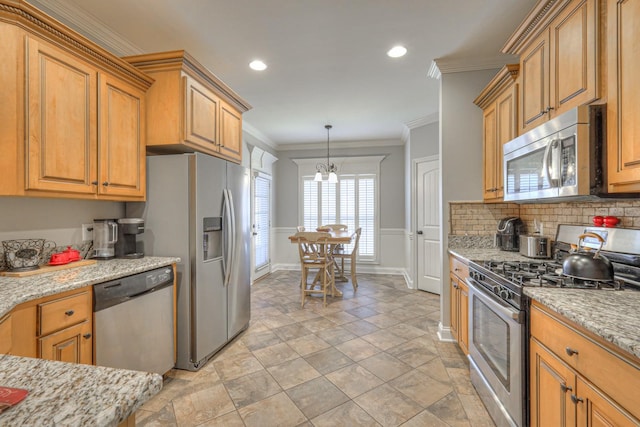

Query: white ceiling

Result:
[29,0,537,147]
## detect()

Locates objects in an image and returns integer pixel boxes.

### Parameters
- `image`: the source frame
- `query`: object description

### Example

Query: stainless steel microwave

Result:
[503,104,606,202]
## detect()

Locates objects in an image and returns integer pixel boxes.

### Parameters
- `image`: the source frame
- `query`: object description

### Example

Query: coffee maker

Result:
[115,218,145,259]
[495,217,525,251]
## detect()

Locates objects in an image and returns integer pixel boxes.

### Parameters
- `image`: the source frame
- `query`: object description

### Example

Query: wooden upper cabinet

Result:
[184,75,219,151]
[26,37,98,195]
[474,64,519,202]
[219,98,243,161]
[503,0,600,134]
[124,51,251,164]
[606,0,640,192]
[98,73,146,198]
[0,0,153,200]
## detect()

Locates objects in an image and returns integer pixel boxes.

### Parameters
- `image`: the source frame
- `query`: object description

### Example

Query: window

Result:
[295,156,384,263]
[253,173,271,271]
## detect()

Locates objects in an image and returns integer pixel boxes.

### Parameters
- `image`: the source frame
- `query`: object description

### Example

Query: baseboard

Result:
[437,322,456,342]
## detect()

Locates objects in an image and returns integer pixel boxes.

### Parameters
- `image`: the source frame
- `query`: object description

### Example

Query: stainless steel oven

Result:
[467,274,527,427]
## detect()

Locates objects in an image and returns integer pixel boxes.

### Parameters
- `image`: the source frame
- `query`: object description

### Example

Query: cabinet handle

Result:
[565,347,579,356]
[83,333,92,339]
[544,106,555,114]
[570,394,584,404]
[91,181,98,185]
[102,182,110,186]
[560,384,572,393]
[65,310,75,316]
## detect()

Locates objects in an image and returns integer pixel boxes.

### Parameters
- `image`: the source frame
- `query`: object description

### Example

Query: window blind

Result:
[254,175,270,270]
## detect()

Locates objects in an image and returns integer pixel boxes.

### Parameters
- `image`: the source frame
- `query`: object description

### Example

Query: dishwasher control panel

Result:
[94,266,174,312]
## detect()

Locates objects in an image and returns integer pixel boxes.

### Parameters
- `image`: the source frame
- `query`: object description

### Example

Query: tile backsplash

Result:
[450,200,640,237]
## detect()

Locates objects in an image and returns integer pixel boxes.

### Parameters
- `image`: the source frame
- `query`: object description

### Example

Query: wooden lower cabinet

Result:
[8,287,93,365]
[449,255,469,354]
[530,302,640,426]
[39,320,92,364]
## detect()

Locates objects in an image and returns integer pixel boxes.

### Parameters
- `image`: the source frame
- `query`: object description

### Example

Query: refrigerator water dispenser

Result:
[203,217,222,261]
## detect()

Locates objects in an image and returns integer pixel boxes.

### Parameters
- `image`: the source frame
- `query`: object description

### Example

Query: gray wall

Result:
[439,68,499,332]
[274,143,405,229]
[405,121,439,229]
[0,197,124,245]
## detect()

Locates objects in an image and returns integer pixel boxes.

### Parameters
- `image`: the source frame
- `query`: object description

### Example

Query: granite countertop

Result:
[523,287,640,360]
[0,256,180,318]
[0,354,162,426]
[448,237,640,361]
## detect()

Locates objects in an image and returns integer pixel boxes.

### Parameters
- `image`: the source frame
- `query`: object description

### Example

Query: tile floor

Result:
[136,271,495,426]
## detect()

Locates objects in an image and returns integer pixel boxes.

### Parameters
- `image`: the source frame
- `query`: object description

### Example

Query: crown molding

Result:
[242,122,278,150]
[279,138,403,152]
[26,0,143,56]
[433,54,519,75]
[405,112,439,130]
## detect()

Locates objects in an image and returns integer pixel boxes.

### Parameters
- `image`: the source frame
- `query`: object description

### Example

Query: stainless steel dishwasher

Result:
[93,266,174,375]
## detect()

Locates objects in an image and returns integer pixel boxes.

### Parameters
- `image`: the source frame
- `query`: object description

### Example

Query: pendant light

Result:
[314,124,338,183]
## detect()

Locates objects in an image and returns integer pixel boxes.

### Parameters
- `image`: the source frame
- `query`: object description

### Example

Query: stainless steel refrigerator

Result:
[127,152,251,371]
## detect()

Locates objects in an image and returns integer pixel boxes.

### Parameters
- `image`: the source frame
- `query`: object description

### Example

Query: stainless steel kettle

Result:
[562,233,614,281]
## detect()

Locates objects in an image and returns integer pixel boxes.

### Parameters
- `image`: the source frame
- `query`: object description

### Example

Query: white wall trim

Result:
[437,322,456,342]
[281,138,403,151]
[244,122,278,149]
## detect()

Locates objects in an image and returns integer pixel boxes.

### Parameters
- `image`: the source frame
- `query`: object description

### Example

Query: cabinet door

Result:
[520,31,549,133]
[530,339,576,427]
[0,314,11,354]
[457,279,469,355]
[482,103,499,201]
[39,320,92,365]
[576,377,640,427]
[549,0,599,114]
[494,84,517,200]
[218,99,242,163]
[607,0,640,192]
[98,73,145,198]
[183,76,219,154]
[26,37,97,194]
[449,273,459,342]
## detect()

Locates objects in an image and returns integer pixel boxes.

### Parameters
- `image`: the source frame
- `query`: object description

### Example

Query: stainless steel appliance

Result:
[127,153,251,371]
[92,219,118,259]
[495,217,524,252]
[467,225,640,427]
[503,104,607,202]
[115,218,145,259]
[94,266,174,375]
[519,235,551,259]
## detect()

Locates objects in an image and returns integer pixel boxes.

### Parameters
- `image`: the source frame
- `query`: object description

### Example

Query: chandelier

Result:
[314,124,338,183]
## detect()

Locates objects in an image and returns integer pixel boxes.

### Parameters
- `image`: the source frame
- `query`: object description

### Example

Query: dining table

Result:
[288,228,356,296]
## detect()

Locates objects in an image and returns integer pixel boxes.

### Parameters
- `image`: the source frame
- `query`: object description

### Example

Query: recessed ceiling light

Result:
[387,45,407,58]
[249,60,267,71]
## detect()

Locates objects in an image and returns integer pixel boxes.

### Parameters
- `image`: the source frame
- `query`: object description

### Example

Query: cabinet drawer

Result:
[530,302,640,419]
[38,291,91,336]
[0,313,11,354]
[449,255,469,279]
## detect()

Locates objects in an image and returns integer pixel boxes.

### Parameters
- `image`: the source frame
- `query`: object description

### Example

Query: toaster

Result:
[519,235,552,258]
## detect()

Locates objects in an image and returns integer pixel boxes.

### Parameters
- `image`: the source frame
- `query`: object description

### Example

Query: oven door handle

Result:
[466,278,525,324]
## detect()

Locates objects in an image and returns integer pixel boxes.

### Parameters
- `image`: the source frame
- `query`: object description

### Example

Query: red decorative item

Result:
[603,216,620,228]
[592,216,604,226]
[0,386,28,413]
[48,246,81,265]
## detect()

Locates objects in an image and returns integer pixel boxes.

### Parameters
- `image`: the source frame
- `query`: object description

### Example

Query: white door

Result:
[417,158,441,294]
[252,173,271,281]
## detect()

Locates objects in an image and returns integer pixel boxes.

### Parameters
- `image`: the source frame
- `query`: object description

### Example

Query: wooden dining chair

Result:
[332,227,361,291]
[295,232,335,307]
[296,226,305,231]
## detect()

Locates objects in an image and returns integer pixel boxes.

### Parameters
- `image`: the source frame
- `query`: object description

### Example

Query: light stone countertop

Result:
[0,256,180,318]
[448,241,640,361]
[0,354,162,426]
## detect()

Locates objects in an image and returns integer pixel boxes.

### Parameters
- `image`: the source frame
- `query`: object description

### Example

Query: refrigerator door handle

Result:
[222,189,233,286]
[228,188,237,282]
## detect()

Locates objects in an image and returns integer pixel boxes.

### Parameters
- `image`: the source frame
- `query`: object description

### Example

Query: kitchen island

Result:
[0,354,162,426]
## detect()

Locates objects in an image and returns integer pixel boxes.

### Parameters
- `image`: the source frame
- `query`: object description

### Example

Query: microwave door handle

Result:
[541,139,556,187]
